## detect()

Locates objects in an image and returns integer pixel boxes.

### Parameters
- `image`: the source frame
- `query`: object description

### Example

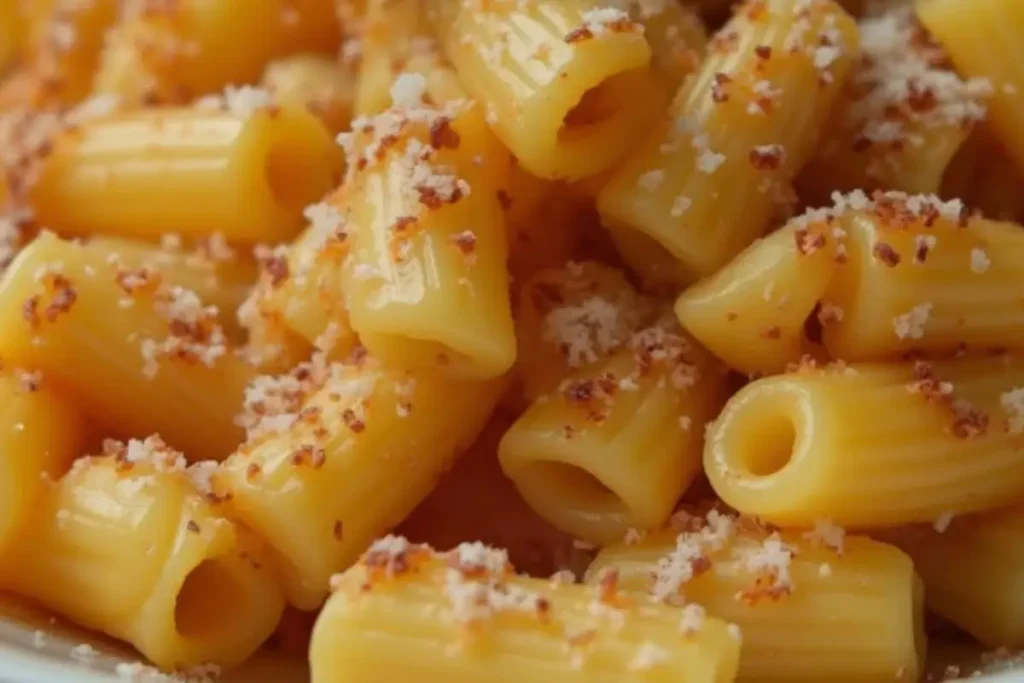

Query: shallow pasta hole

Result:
[558,71,635,142]
[739,412,797,477]
[524,461,620,507]
[174,559,244,641]
[264,140,316,212]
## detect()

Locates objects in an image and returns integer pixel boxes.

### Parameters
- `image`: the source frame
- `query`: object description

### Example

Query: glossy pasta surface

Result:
[1,0,1024,681]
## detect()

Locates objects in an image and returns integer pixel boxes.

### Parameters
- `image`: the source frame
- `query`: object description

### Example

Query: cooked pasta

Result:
[3,0,1024,678]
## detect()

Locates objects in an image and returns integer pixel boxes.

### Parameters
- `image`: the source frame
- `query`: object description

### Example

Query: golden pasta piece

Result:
[814,192,1024,361]
[501,317,728,544]
[675,217,838,376]
[0,374,87,557]
[514,261,649,402]
[311,538,741,683]
[628,0,708,95]
[598,0,858,278]
[353,0,433,117]
[706,355,1024,527]
[941,128,1024,224]
[0,233,253,462]
[798,4,989,199]
[587,515,925,683]
[219,354,503,609]
[916,0,1024,178]
[262,54,357,134]
[95,0,340,104]
[894,507,1024,648]
[23,105,341,245]
[433,0,661,180]
[2,447,284,668]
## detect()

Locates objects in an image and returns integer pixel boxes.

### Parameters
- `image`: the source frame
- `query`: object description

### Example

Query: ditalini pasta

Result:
[598,0,858,278]
[0,233,253,462]
[500,316,727,544]
[310,538,741,683]
[585,513,925,682]
[915,0,1024,178]
[6,0,1024,676]
[1,446,285,668]
[433,0,661,180]
[0,373,87,556]
[95,0,340,104]
[706,355,1024,527]
[893,507,1024,648]
[21,104,341,244]
[218,353,503,609]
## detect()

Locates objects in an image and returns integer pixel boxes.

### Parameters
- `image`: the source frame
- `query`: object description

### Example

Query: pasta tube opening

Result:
[713,384,806,480]
[558,69,640,143]
[174,558,252,642]
[264,138,325,214]
[516,459,624,515]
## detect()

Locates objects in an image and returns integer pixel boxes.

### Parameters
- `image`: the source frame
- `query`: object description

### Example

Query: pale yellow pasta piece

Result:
[500,318,727,544]
[434,0,661,180]
[23,106,341,245]
[628,0,708,94]
[340,97,515,380]
[587,523,925,682]
[85,236,258,342]
[262,54,357,134]
[95,0,340,104]
[2,448,284,668]
[798,4,988,199]
[0,375,86,557]
[514,261,648,402]
[353,0,433,117]
[706,355,1024,527]
[675,218,838,376]
[894,507,1024,648]
[817,193,1024,361]
[598,0,858,278]
[219,355,503,608]
[606,223,692,292]
[311,539,741,683]
[0,233,253,462]
[916,0,1024,177]
[941,128,1024,223]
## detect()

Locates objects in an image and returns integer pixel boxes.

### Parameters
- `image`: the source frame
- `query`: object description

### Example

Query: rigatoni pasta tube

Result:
[25,105,341,244]
[798,4,988,199]
[500,318,727,544]
[219,355,503,609]
[706,356,1024,527]
[433,0,660,180]
[311,538,741,683]
[0,375,87,557]
[2,445,284,669]
[894,507,1024,648]
[95,0,340,104]
[628,0,707,95]
[817,192,1024,361]
[514,261,648,402]
[354,0,432,117]
[916,0,1024,178]
[586,520,925,683]
[675,219,838,376]
[262,54,357,134]
[339,85,515,380]
[598,0,858,278]
[0,233,252,462]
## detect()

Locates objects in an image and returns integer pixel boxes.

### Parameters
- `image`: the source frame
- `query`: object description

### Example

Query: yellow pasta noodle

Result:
[514,260,649,402]
[22,105,341,245]
[310,538,741,683]
[598,0,858,278]
[798,4,989,199]
[916,0,1024,178]
[0,232,253,462]
[675,216,838,376]
[586,515,925,682]
[500,317,727,544]
[626,0,708,95]
[338,77,515,380]
[433,0,661,180]
[95,0,341,104]
[353,0,432,117]
[941,128,1024,224]
[2,444,284,668]
[0,374,87,557]
[706,355,1024,527]
[219,353,503,609]
[813,192,1024,361]
[893,507,1024,648]
[261,54,357,134]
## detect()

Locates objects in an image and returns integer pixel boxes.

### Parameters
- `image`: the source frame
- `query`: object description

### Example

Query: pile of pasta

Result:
[1,0,1024,681]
